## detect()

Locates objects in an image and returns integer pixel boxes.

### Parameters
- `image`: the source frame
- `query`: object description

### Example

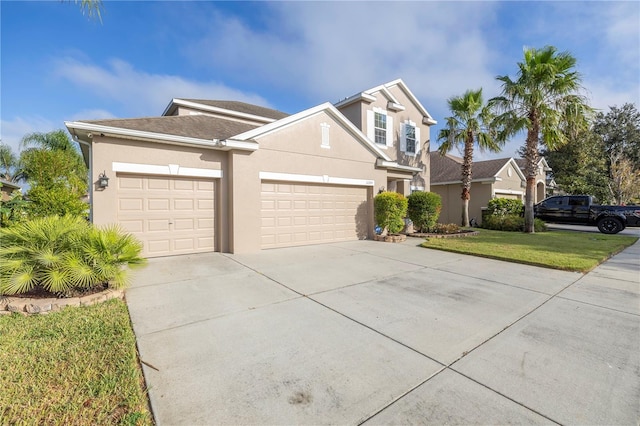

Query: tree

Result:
[492,46,591,232]
[542,129,610,203]
[0,143,24,183]
[66,0,103,21]
[20,130,87,185]
[437,88,503,226]
[19,130,88,219]
[591,103,640,204]
[21,149,88,218]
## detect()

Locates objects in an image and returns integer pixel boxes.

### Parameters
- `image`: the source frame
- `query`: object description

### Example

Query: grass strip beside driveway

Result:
[0,299,152,425]
[420,229,638,272]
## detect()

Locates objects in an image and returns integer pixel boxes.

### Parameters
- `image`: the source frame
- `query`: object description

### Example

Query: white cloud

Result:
[186,2,501,106]
[52,58,273,116]
[0,116,58,154]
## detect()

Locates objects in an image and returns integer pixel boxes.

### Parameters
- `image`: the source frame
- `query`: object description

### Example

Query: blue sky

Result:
[2,1,639,160]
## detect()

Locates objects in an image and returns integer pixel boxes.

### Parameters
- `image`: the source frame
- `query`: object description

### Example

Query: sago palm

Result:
[491,46,591,233]
[438,88,503,227]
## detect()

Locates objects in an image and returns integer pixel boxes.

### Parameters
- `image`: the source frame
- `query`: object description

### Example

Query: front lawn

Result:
[0,299,152,425]
[420,229,638,272]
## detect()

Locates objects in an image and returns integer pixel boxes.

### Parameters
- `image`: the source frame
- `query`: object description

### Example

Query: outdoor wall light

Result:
[98,171,109,189]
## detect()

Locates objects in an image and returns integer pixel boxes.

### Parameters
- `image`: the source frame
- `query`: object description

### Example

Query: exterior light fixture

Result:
[98,171,109,189]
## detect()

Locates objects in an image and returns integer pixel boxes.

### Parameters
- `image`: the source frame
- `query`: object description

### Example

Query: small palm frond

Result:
[40,268,73,293]
[0,266,38,295]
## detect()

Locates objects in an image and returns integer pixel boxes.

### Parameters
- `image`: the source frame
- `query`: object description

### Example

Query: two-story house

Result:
[65,79,436,256]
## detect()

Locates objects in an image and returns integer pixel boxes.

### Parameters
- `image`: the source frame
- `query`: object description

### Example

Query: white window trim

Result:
[400,120,420,157]
[112,162,222,178]
[259,171,374,187]
[367,107,393,148]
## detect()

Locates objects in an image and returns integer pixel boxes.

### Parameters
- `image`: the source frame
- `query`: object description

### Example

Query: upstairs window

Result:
[400,120,420,156]
[367,107,393,148]
[374,112,387,145]
[405,124,416,154]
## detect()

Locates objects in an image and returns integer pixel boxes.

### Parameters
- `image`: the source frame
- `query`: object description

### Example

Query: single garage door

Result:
[261,181,368,249]
[116,174,215,257]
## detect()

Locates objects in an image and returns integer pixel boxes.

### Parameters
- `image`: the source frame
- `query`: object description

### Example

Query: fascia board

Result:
[431,177,498,185]
[64,121,258,152]
[389,79,438,125]
[167,99,277,124]
[334,92,377,108]
[376,159,422,173]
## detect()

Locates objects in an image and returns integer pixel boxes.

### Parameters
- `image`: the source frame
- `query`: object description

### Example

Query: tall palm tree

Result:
[438,88,503,227]
[492,46,591,233]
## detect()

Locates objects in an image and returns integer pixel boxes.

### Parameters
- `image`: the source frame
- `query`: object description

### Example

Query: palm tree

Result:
[0,143,24,183]
[70,0,103,21]
[438,88,504,227]
[20,129,78,152]
[491,46,591,233]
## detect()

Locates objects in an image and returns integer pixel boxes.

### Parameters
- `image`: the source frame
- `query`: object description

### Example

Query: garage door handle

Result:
[168,219,173,225]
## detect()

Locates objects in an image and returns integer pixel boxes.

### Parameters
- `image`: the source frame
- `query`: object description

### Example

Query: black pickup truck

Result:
[534,195,640,234]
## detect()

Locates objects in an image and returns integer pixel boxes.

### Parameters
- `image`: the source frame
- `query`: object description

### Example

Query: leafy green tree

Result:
[542,129,610,203]
[492,46,591,232]
[20,135,88,218]
[438,88,504,226]
[374,192,408,234]
[591,104,640,204]
[407,191,442,232]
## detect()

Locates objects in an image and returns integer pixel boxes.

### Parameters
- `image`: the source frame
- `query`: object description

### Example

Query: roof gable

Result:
[430,153,525,184]
[335,78,437,125]
[162,99,289,123]
[231,102,392,162]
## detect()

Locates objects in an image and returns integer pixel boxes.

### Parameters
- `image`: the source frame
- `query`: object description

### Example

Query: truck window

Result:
[546,197,566,206]
[569,197,587,206]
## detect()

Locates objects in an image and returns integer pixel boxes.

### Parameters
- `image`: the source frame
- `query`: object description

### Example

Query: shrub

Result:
[0,215,146,295]
[486,198,524,216]
[407,191,442,232]
[432,223,461,234]
[481,214,548,232]
[374,192,408,234]
[0,192,30,228]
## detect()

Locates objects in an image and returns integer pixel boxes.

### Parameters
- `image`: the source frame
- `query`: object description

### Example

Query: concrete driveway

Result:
[126,239,640,425]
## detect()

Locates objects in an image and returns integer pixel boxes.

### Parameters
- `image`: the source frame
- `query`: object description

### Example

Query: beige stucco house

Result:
[65,79,436,257]
[430,153,552,225]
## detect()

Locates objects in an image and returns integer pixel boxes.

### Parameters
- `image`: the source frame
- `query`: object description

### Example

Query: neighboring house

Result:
[0,179,20,201]
[65,79,436,257]
[431,153,530,224]
[514,158,554,202]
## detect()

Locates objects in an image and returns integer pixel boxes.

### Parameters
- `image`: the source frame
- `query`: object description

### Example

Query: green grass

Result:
[420,229,638,272]
[0,299,152,425]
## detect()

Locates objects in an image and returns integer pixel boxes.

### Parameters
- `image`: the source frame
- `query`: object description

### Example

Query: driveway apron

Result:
[126,239,640,425]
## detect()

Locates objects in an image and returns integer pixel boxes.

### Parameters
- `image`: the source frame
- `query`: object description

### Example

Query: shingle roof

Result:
[181,100,289,120]
[430,152,512,183]
[84,115,259,140]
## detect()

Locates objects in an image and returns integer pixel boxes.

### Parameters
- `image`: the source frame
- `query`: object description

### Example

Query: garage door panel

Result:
[261,181,368,249]
[117,174,215,258]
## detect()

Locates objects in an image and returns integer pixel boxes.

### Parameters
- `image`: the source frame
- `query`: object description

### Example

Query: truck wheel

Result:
[597,217,624,234]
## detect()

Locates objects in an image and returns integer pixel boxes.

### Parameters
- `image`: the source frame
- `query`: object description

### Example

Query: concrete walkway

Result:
[126,238,640,425]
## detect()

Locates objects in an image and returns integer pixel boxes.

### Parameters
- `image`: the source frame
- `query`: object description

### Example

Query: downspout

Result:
[74,136,93,223]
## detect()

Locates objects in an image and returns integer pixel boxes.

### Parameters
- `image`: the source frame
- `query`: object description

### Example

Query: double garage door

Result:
[260,181,369,249]
[116,174,215,258]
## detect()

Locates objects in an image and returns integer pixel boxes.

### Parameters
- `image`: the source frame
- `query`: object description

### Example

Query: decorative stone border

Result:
[0,288,124,316]
[406,231,479,239]
[373,234,407,243]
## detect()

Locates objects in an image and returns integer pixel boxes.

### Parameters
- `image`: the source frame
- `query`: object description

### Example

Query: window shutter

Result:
[366,110,374,141]
[414,126,421,155]
[400,123,407,152]
[386,115,394,147]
